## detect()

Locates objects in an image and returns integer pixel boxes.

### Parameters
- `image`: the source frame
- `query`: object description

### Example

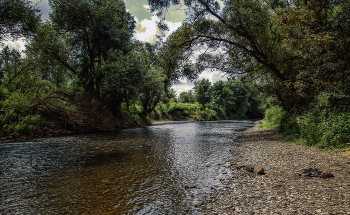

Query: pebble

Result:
[204,122,350,214]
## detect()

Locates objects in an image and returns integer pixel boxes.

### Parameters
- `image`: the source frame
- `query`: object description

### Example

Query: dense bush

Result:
[261,103,350,148]
[150,102,222,121]
[258,106,284,128]
[295,108,350,148]
[0,91,49,133]
[167,103,199,120]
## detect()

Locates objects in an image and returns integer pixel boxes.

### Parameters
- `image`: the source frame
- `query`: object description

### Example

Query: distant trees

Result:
[177,78,263,118]
[194,79,211,108]
[179,90,195,103]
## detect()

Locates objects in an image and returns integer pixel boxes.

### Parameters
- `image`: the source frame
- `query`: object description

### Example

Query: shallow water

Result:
[0,120,254,214]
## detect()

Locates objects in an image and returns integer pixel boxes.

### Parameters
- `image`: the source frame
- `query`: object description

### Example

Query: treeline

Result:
[1,0,350,148]
[146,0,350,148]
[0,0,203,135]
[150,78,263,121]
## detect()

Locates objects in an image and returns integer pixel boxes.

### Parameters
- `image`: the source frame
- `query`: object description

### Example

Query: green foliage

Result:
[263,106,284,127]
[0,0,41,41]
[138,66,166,118]
[209,104,226,119]
[319,111,350,148]
[276,96,350,148]
[0,91,50,134]
[151,102,221,121]
[194,108,218,121]
[279,112,299,141]
[258,122,275,129]
[161,88,177,104]
[179,90,196,103]
[210,78,263,118]
[167,103,198,120]
[194,79,212,107]
[121,110,143,125]
[292,108,350,148]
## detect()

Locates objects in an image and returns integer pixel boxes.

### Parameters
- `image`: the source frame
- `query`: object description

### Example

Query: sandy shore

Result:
[204,121,350,214]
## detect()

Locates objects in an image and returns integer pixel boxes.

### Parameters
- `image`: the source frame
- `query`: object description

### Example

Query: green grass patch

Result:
[258,122,275,128]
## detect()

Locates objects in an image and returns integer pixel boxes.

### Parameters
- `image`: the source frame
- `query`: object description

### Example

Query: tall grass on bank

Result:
[261,105,350,148]
[258,106,283,128]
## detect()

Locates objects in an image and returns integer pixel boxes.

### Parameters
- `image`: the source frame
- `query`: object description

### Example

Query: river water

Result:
[0,120,254,214]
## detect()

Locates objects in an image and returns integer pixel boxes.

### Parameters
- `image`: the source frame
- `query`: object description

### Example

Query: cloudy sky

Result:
[5,0,228,95]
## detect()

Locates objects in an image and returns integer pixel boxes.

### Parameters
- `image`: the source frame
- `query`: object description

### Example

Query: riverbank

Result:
[204,121,350,214]
[0,123,146,142]
[0,119,195,142]
[151,118,198,125]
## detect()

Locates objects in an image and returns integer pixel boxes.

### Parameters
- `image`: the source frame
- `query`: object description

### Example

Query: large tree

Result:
[148,0,348,111]
[0,0,41,41]
[28,0,138,117]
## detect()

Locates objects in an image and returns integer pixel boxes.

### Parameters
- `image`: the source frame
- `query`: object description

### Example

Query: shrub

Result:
[259,105,284,128]
[166,103,200,120]
[278,106,350,148]
[264,105,284,126]
[121,110,143,125]
[0,91,49,134]
[279,112,300,141]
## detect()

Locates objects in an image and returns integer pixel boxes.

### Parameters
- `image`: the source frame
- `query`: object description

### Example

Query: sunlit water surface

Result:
[0,120,254,214]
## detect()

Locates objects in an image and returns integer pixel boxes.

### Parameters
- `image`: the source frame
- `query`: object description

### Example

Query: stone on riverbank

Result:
[205,121,350,215]
[253,167,264,175]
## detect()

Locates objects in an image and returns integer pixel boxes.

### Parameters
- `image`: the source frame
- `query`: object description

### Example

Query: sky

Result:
[4,0,228,96]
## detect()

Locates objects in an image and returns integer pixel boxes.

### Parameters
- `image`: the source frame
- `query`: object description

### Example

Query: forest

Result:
[0,0,349,148]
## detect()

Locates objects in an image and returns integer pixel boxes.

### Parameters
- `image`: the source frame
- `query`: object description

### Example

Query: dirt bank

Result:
[151,118,198,125]
[204,121,350,215]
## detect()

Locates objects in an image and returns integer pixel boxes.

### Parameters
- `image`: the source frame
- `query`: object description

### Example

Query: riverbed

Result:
[0,120,254,214]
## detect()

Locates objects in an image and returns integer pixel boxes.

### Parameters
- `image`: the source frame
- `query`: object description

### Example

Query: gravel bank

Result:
[204,121,350,215]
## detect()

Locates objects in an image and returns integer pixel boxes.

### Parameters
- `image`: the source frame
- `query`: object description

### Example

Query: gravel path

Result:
[204,121,350,215]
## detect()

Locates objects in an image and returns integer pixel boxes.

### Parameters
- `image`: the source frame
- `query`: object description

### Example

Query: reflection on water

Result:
[0,120,254,214]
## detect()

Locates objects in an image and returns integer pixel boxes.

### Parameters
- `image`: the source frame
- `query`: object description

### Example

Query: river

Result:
[0,120,254,214]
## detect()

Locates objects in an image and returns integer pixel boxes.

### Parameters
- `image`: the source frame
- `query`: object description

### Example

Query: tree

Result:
[28,0,137,117]
[148,0,311,111]
[157,33,204,89]
[211,79,251,117]
[138,67,166,119]
[194,79,211,107]
[179,90,196,103]
[275,0,350,105]
[0,0,41,41]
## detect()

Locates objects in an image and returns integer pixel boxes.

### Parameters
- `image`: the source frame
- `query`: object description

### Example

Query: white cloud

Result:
[198,71,228,83]
[167,21,182,33]
[135,16,159,42]
[171,71,229,96]
[135,6,182,43]
[134,16,139,24]
[143,5,151,12]
[1,40,26,51]
[171,82,194,96]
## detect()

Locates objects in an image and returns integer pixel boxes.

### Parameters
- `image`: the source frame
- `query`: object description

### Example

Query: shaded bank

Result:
[204,121,350,214]
[0,123,147,143]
